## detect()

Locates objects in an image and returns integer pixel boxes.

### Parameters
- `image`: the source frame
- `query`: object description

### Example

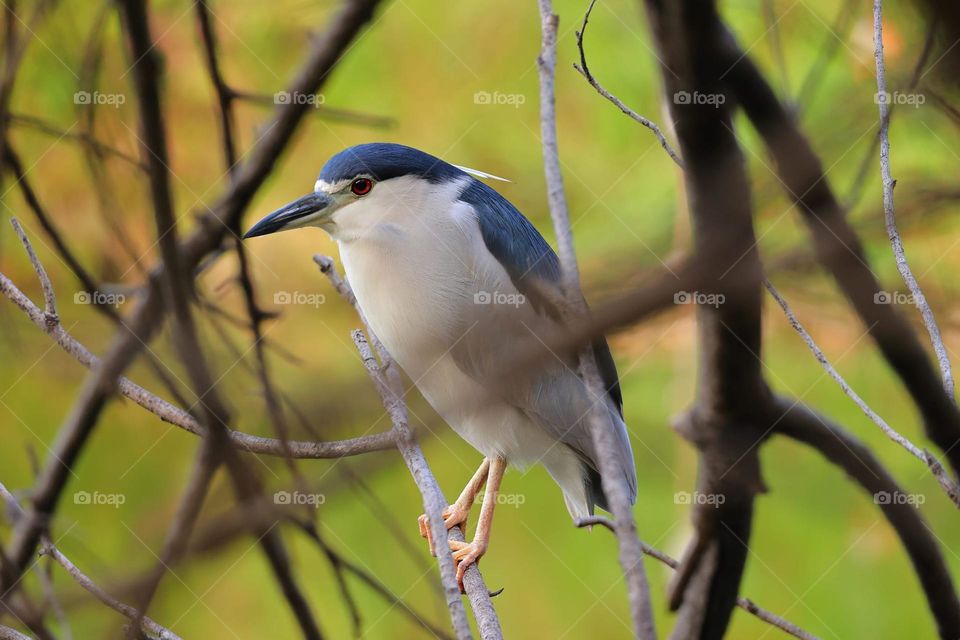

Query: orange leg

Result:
[448,456,506,590]
[418,458,491,556]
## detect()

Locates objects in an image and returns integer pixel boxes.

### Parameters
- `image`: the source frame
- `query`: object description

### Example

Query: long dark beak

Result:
[243,192,334,239]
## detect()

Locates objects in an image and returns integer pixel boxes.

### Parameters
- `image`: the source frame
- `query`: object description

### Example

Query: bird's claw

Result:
[417,504,470,556]
[449,539,487,593]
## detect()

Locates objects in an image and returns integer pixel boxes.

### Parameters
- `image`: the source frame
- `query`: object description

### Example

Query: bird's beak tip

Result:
[242,192,333,240]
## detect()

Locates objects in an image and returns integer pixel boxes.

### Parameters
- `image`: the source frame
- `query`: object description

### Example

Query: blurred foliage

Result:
[1,0,959,638]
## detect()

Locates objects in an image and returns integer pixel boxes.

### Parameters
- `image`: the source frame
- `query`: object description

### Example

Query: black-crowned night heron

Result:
[244,143,637,586]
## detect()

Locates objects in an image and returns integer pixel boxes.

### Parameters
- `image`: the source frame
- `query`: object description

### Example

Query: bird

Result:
[244,142,637,587]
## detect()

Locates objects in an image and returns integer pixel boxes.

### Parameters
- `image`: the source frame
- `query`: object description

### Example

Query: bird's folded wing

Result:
[451,179,637,501]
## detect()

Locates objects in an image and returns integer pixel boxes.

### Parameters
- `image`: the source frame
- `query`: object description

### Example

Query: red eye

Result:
[351,178,372,196]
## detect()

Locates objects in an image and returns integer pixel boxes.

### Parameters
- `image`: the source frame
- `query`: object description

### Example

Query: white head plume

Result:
[453,164,511,183]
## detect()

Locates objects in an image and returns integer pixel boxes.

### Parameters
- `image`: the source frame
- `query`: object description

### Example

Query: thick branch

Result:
[776,400,960,639]
[718,23,960,480]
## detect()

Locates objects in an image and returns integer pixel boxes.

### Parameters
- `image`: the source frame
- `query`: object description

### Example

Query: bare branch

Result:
[0,625,32,640]
[9,218,56,324]
[719,20,960,479]
[765,280,960,506]
[317,256,501,640]
[573,0,683,168]
[5,112,146,169]
[873,0,954,399]
[0,481,180,640]
[536,2,656,637]
[40,544,181,640]
[576,518,819,640]
[872,0,953,399]
[231,90,395,128]
[0,224,395,460]
[776,400,960,638]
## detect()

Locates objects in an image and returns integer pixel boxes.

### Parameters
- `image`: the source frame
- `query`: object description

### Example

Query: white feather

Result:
[453,164,511,183]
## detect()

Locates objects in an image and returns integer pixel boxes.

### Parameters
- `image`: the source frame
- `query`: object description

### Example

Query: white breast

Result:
[332,176,590,517]
[335,177,516,436]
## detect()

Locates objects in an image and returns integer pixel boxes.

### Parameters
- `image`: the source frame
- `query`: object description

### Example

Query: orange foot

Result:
[449,538,488,592]
[417,503,470,556]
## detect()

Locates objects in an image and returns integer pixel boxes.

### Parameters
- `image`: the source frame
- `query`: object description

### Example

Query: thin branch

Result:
[794,0,856,111]
[9,218,56,324]
[196,0,303,480]
[719,23,960,479]
[537,2,656,637]
[231,90,395,128]
[317,256,501,640]
[776,400,960,638]
[39,544,181,640]
[0,481,180,640]
[350,332,476,640]
[0,0,385,626]
[0,222,396,460]
[298,525,455,640]
[575,519,819,640]
[872,0,953,399]
[573,0,683,168]
[765,280,960,506]
[5,112,146,169]
[195,0,237,174]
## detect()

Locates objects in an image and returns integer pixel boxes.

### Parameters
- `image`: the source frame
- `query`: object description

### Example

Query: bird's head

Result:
[243,142,503,242]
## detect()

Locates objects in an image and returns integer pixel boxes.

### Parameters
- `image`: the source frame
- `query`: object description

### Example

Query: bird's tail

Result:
[580,409,638,516]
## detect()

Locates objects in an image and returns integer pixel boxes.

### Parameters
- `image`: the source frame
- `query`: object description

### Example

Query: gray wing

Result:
[455,179,637,509]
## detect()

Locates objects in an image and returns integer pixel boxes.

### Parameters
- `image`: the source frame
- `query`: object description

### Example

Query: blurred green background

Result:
[2,0,958,637]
